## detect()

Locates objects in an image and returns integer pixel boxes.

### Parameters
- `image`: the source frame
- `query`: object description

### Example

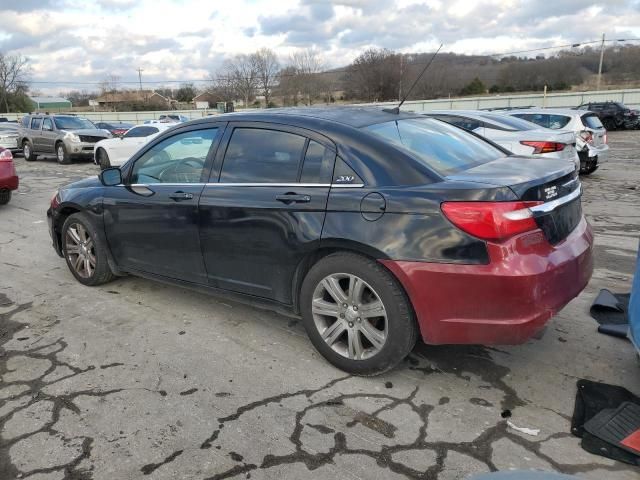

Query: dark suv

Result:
[576,101,639,130]
[47,108,593,374]
[18,114,111,164]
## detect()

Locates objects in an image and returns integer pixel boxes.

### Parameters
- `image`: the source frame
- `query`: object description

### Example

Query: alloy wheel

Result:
[23,143,30,158]
[57,145,65,162]
[312,273,388,360]
[65,223,96,278]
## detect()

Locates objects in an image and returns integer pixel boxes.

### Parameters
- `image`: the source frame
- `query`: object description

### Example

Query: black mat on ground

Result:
[584,402,640,456]
[572,380,640,466]
[590,289,630,325]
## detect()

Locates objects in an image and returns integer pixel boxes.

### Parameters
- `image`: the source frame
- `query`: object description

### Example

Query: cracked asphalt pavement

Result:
[1,132,639,480]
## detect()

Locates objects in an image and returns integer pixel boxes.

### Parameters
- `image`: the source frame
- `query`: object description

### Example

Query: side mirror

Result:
[100,167,122,186]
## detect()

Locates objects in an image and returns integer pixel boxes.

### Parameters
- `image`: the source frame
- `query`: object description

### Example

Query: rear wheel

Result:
[62,212,115,286]
[23,140,36,162]
[0,190,11,205]
[300,252,417,375]
[56,142,71,165]
[97,149,111,170]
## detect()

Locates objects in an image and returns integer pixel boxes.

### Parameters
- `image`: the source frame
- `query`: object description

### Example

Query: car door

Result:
[29,117,43,152]
[198,122,335,304]
[41,118,56,153]
[103,126,222,284]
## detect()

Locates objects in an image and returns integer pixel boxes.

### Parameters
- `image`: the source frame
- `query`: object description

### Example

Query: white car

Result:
[94,124,174,169]
[424,110,580,170]
[500,108,609,175]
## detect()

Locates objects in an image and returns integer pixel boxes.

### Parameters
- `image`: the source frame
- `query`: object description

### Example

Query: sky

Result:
[1,0,640,94]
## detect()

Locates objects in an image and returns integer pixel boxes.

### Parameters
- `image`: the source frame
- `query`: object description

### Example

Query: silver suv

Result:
[18,115,111,164]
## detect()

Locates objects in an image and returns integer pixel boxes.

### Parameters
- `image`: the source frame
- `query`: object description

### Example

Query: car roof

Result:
[193,106,425,129]
[505,108,584,116]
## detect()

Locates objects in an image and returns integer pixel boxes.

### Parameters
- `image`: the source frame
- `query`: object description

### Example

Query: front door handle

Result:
[168,191,194,201]
[276,193,311,204]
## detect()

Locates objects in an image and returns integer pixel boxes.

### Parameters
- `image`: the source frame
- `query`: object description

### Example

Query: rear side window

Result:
[220,128,306,183]
[300,140,334,183]
[365,118,504,176]
[30,118,42,130]
[582,114,604,129]
[42,118,53,131]
[21,116,30,127]
[432,115,483,131]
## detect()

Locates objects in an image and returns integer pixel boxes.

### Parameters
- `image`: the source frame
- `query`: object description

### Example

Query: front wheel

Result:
[62,212,115,286]
[97,149,111,170]
[56,142,71,165]
[300,252,417,375]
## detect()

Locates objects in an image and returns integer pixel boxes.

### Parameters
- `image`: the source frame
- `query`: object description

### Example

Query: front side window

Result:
[124,126,159,138]
[220,128,306,183]
[365,118,504,176]
[30,118,42,130]
[131,128,218,184]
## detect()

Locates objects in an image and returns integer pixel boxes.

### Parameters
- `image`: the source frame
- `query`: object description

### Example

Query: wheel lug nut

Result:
[343,303,348,308]
[353,306,358,311]
[348,322,354,328]
[339,313,345,318]
[357,317,361,322]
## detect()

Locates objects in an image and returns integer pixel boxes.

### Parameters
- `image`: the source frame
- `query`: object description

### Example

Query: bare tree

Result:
[343,48,400,102]
[252,48,280,107]
[289,48,325,105]
[0,53,29,113]
[220,54,258,107]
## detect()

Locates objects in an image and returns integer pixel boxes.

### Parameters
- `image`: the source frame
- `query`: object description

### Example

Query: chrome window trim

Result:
[529,185,581,214]
[128,183,365,188]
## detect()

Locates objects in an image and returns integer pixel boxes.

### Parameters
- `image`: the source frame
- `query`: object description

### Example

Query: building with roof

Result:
[95,90,171,108]
[28,96,72,111]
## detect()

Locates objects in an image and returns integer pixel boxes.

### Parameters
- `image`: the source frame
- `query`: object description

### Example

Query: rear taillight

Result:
[579,131,594,144]
[441,201,543,242]
[604,133,608,144]
[0,149,13,162]
[520,141,566,154]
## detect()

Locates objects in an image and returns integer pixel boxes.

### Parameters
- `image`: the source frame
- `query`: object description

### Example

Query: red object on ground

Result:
[0,148,18,190]
[381,217,594,345]
[621,429,640,454]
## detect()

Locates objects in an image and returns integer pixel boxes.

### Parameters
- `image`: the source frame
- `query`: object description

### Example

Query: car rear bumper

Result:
[381,217,593,345]
[0,162,19,190]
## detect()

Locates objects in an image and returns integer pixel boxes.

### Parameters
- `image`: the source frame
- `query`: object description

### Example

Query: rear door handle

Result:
[168,191,194,201]
[276,193,311,204]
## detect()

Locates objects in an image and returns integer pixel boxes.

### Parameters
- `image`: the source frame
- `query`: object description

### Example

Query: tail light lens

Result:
[441,201,543,242]
[579,131,594,144]
[0,149,13,162]
[520,141,566,154]
[604,133,608,144]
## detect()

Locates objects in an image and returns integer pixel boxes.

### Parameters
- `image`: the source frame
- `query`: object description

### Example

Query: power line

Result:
[27,37,640,88]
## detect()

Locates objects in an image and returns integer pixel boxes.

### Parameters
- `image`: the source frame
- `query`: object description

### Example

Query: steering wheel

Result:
[158,157,204,182]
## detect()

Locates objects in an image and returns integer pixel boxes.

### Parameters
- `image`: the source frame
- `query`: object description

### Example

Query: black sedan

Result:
[47,107,593,374]
[94,121,135,136]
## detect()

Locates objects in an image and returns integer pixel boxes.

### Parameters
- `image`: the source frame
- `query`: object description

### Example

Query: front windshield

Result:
[480,113,538,131]
[53,116,96,130]
[365,118,505,176]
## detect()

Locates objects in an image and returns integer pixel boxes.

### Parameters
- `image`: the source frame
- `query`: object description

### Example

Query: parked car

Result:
[0,147,18,205]
[158,114,189,123]
[47,108,593,374]
[0,123,21,155]
[94,124,174,169]
[423,110,579,170]
[576,101,639,130]
[501,109,609,175]
[94,121,134,137]
[18,114,111,164]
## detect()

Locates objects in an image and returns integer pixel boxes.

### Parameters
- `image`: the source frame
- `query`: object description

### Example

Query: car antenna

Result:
[383,44,443,114]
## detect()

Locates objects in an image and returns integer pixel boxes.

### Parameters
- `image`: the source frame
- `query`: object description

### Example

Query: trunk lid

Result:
[447,156,582,244]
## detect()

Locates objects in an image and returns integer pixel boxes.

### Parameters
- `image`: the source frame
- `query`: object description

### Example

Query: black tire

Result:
[22,140,37,162]
[0,190,11,205]
[97,149,111,170]
[61,212,115,286]
[56,142,71,165]
[300,252,417,375]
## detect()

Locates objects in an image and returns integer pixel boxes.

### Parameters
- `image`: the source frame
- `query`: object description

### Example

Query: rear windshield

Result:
[512,113,571,129]
[479,113,537,131]
[53,116,96,130]
[365,118,505,176]
[582,114,604,129]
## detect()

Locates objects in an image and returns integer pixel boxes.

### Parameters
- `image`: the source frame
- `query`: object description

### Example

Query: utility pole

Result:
[398,54,403,101]
[137,68,143,91]
[597,33,605,91]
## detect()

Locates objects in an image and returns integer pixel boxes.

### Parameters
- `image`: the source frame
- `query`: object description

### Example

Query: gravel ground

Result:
[1,131,639,480]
